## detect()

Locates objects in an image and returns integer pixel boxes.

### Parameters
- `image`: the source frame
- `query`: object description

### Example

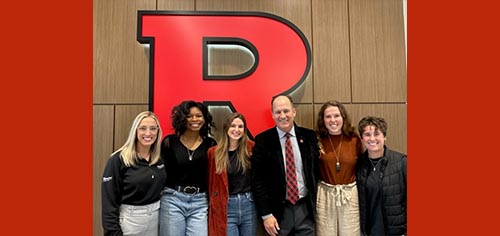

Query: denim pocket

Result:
[162,187,176,196]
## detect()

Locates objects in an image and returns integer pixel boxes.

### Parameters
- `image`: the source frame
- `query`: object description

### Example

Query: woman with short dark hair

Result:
[356,116,407,236]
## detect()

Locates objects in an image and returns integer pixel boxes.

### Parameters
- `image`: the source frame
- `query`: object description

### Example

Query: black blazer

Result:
[251,124,320,222]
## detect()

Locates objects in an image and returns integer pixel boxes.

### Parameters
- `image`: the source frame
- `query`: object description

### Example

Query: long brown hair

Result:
[316,101,357,155]
[316,100,357,138]
[214,113,251,174]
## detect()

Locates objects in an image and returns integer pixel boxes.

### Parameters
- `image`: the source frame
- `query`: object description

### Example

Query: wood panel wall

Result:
[93,0,406,235]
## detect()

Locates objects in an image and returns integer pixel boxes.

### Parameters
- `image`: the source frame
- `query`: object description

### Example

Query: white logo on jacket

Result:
[102,176,112,182]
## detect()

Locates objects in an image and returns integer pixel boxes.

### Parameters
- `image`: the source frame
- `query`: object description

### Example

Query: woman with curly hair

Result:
[159,100,217,236]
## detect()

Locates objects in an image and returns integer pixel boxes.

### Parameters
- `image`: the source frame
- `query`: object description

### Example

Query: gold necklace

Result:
[328,134,343,171]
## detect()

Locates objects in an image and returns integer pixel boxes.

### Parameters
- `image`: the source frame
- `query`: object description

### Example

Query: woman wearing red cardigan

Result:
[208,112,256,236]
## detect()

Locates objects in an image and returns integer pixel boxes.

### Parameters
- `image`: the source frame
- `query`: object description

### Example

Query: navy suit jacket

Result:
[251,124,320,222]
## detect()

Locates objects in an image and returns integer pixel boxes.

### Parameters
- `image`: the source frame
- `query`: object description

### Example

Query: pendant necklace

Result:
[368,158,379,171]
[328,134,343,171]
[182,135,200,161]
[186,148,196,161]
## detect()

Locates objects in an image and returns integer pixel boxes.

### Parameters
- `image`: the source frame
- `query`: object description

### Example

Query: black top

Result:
[356,146,407,235]
[161,134,217,192]
[366,159,385,235]
[101,151,167,236]
[227,150,252,194]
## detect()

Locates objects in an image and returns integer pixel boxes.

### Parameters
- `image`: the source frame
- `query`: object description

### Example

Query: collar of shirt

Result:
[276,126,296,139]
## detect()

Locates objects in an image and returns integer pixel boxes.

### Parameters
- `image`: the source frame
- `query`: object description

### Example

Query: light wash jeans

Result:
[159,187,208,236]
[227,192,257,236]
[119,200,160,236]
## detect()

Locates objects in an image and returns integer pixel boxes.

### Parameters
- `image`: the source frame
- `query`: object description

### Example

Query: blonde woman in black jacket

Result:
[101,111,166,236]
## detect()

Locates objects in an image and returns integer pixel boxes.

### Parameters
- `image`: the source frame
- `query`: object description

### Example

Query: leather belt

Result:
[174,185,200,195]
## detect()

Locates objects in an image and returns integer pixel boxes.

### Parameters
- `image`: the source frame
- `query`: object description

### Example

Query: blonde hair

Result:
[214,113,251,174]
[111,111,163,167]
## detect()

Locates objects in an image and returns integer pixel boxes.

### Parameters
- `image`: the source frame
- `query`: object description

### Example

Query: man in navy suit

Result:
[252,95,320,236]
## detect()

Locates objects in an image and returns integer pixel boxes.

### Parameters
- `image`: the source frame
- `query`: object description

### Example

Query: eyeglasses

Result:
[138,126,159,132]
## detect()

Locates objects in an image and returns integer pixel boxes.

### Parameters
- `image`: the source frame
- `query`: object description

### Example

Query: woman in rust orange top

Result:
[315,100,364,236]
[207,113,256,236]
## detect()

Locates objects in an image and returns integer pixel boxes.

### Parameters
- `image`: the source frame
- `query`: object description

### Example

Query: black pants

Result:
[278,196,315,236]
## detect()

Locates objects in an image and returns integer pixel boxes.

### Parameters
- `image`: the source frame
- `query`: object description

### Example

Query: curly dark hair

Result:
[170,100,215,137]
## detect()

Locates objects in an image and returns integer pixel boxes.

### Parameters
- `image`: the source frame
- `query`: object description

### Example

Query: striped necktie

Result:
[285,132,299,204]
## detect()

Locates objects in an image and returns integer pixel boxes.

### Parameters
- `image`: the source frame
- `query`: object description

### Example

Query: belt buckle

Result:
[183,186,198,195]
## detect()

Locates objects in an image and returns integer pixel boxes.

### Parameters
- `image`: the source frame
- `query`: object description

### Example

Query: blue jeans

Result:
[227,192,257,236]
[159,187,208,236]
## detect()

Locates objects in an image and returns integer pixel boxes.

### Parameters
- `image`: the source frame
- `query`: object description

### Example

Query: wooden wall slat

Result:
[93,0,156,104]
[93,105,114,236]
[349,0,406,102]
[312,0,351,103]
[158,0,195,10]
